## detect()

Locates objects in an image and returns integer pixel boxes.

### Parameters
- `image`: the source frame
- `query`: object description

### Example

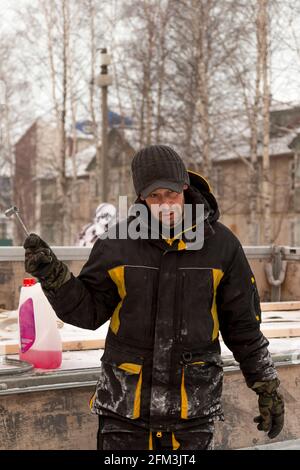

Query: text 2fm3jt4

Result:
[103,454,197,467]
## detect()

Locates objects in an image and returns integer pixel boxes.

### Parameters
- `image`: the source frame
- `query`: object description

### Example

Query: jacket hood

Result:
[186,170,220,224]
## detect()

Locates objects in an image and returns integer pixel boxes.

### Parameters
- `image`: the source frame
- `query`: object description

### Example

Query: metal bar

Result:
[0,357,34,376]
[242,246,274,258]
[281,246,300,260]
[271,247,283,301]
[0,380,98,395]
[0,367,101,395]
[0,246,92,261]
[1,245,300,262]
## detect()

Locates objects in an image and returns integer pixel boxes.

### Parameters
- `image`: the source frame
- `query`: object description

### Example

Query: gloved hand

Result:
[24,233,71,292]
[252,378,284,439]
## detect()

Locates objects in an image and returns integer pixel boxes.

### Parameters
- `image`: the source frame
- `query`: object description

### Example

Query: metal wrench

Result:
[4,206,30,237]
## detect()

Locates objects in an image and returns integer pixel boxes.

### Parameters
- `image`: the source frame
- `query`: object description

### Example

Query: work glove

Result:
[252,378,284,439]
[24,233,71,292]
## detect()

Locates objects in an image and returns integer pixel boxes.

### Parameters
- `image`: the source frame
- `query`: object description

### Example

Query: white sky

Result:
[0,0,23,32]
[1,0,300,109]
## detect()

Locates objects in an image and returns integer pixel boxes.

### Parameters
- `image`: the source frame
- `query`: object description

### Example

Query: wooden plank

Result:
[261,324,300,338]
[0,338,106,355]
[0,343,20,355]
[261,301,300,312]
[62,338,105,351]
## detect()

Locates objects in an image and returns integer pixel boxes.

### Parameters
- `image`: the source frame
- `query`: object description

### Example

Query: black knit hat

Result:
[131,145,190,198]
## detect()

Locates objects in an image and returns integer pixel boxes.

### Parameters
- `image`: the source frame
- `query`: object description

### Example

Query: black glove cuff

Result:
[39,261,71,292]
[251,377,280,396]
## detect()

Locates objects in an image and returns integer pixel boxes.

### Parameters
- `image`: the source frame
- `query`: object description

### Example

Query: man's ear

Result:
[183,184,189,190]
[140,195,145,201]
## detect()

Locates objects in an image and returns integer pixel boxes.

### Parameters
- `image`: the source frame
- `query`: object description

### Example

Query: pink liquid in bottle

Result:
[19,349,62,369]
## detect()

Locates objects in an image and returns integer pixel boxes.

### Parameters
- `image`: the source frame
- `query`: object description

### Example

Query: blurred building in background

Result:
[209,106,300,246]
[10,107,300,247]
[13,117,135,245]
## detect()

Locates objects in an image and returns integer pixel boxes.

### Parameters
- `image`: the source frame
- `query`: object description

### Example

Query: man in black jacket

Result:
[23,145,284,450]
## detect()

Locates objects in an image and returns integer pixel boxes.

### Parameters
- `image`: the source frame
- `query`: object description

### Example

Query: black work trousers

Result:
[97,415,214,451]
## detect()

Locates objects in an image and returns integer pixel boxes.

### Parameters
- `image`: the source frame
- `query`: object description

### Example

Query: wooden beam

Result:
[261,324,300,338]
[261,301,300,312]
[0,338,106,356]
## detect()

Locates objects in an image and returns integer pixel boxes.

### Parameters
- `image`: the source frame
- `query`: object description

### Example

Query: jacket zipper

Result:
[175,271,185,343]
[150,251,167,339]
[149,275,158,339]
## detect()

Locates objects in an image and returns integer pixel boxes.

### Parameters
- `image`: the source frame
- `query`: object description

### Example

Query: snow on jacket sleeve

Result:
[45,239,119,330]
[217,243,278,387]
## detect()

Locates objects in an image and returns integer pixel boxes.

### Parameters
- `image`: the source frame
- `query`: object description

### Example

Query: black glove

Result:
[24,233,71,292]
[252,378,284,439]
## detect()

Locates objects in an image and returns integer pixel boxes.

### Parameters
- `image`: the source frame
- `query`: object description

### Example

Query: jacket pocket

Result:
[180,352,223,420]
[117,265,159,342]
[176,268,215,344]
[93,347,144,420]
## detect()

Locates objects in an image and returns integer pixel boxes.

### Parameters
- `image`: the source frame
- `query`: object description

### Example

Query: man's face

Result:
[141,184,188,227]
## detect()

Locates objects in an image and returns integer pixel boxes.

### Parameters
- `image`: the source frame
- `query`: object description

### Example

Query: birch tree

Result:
[15,0,95,243]
[258,0,272,244]
[114,0,173,147]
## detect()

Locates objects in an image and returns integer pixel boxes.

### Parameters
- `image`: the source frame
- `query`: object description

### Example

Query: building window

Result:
[0,221,7,239]
[290,218,300,246]
[289,155,300,211]
[212,166,224,197]
[41,180,57,202]
[89,173,99,198]
[252,222,261,245]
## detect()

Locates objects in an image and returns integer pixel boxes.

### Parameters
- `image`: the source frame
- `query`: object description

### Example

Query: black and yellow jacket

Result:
[49,171,277,432]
